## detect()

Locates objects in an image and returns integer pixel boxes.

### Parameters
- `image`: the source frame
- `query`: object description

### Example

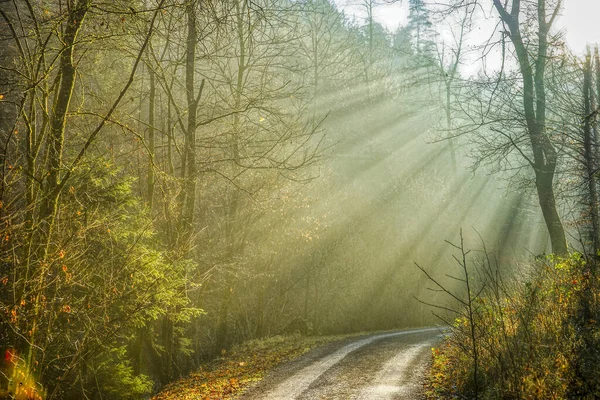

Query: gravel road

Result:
[240,327,444,400]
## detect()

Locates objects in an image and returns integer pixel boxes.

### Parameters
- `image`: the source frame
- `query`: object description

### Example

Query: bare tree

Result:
[447,0,567,255]
[433,3,473,171]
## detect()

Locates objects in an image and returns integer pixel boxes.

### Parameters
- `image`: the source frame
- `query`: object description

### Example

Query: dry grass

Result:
[424,254,600,399]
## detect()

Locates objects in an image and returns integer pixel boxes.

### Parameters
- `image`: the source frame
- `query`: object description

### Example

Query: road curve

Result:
[240,327,443,400]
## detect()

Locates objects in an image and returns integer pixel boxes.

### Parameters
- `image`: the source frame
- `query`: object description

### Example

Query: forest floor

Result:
[152,333,352,400]
[154,327,443,400]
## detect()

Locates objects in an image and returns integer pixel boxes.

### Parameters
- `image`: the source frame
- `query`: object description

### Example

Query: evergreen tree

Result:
[407,0,433,54]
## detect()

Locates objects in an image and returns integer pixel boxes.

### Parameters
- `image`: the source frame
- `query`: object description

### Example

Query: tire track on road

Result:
[245,327,441,400]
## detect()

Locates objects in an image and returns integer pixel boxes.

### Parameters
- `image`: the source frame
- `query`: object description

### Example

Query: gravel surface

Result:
[239,327,443,400]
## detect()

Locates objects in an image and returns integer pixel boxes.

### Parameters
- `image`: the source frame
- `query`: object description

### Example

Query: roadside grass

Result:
[152,333,351,400]
[423,253,600,399]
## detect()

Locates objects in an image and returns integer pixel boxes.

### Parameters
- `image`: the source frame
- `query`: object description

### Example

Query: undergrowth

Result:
[424,253,600,399]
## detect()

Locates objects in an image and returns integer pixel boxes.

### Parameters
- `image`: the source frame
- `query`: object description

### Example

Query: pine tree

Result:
[407,0,433,53]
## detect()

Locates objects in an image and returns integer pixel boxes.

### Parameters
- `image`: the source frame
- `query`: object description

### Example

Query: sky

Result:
[560,0,600,54]
[336,0,600,56]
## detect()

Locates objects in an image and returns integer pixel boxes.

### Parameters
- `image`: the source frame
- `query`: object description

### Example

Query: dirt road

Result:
[240,327,443,400]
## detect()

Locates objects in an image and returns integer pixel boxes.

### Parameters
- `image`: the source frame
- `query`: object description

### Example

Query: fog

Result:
[0,0,587,396]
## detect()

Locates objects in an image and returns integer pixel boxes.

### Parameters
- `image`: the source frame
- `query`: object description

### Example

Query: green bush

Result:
[87,347,154,400]
[0,160,201,399]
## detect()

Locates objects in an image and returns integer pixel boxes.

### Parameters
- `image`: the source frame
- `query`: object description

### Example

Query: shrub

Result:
[425,253,600,399]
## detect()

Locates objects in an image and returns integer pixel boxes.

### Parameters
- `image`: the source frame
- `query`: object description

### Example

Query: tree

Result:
[493,0,566,255]
[0,0,482,396]
[448,0,567,255]
[433,3,473,171]
[407,0,434,54]
[296,0,354,120]
[580,49,600,257]
[205,0,325,354]
[0,0,201,397]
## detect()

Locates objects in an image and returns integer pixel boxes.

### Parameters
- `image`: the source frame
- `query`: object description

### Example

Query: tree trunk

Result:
[159,0,203,380]
[215,285,234,354]
[492,0,568,256]
[181,1,200,245]
[535,170,567,256]
[214,0,246,354]
[582,52,600,257]
[29,0,90,366]
[147,63,156,209]
[446,82,457,171]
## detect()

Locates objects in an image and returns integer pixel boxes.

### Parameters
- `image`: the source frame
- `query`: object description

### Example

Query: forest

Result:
[0,0,599,399]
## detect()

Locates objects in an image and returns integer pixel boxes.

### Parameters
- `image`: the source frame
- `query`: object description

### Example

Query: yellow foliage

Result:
[1,350,46,400]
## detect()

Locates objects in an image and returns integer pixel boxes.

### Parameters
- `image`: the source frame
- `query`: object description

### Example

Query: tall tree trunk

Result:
[180,1,204,247]
[160,0,203,381]
[29,0,90,366]
[445,82,457,171]
[137,59,155,377]
[215,0,246,354]
[492,0,567,256]
[147,63,156,209]
[582,52,600,257]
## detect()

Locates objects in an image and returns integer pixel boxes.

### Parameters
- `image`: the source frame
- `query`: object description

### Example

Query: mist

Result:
[0,0,590,398]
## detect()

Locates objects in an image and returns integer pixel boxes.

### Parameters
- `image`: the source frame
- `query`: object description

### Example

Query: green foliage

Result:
[0,159,201,398]
[87,346,154,400]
